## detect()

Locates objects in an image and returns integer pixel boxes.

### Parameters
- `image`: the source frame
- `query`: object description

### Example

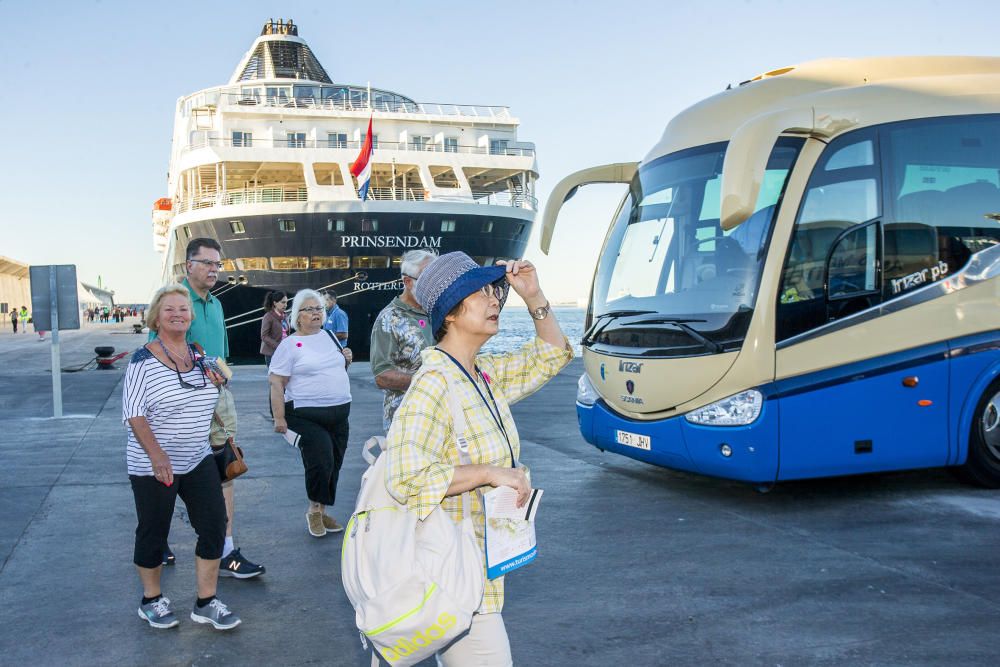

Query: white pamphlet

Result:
[283,429,301,449]
[483,486,542,580]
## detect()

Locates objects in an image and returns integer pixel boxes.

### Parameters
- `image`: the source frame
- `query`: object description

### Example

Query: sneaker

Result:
[307,511,327,537]
[138,596,179,629]
[162,545,175,567]
[219,548,265,579]
[321,514,344,533]
[190,598,241,630]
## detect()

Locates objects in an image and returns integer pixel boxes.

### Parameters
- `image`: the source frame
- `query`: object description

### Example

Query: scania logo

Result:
[626,380,635,395]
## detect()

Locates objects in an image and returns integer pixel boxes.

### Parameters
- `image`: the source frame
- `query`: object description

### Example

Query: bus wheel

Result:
[958,380,1000,488]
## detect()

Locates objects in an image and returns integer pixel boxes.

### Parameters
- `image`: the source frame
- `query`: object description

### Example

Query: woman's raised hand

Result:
[496,259,542,303]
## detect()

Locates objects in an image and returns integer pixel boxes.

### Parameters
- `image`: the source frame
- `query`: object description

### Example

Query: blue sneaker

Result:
[190,598,241,630]
[138,596,179,629]
[219,548,265,579]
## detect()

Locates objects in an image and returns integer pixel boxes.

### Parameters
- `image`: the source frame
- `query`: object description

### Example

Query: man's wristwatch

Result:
[528,301,551,320]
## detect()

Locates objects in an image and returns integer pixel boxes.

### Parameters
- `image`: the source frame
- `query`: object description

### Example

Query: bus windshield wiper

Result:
[621,317,723,353]
[583,309,657,343]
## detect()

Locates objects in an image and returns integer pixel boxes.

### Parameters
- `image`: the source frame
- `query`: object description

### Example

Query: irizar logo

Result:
[381,612,457,662]
[619,360,643,374]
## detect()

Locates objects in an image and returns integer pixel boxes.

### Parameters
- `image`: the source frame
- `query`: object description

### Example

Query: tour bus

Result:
[542,57,1000,487]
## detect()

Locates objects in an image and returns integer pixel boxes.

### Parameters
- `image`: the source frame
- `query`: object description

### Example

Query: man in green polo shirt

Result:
[152,238,265,579]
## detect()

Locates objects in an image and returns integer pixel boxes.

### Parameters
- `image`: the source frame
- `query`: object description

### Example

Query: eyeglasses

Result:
[189,259,225,270]
[479,281,509,302]
[299,306,325,313]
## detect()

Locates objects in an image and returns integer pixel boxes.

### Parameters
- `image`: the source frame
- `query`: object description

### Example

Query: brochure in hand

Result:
[483,486,542,580]
[283,429,301,449]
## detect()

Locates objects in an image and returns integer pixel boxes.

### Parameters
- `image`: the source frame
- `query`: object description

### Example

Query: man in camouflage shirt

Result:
[370,249,437,431]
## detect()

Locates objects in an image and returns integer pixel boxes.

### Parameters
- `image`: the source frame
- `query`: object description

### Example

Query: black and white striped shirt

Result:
[122,346,219,476]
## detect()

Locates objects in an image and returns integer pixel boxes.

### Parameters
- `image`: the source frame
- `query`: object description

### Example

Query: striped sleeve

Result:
[479,335,573,405]
[122,356,150,422]
[384,369,456,520]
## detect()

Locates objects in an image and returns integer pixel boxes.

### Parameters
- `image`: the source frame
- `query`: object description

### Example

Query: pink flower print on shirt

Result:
[418,319,426,328]
[296,342,303,348]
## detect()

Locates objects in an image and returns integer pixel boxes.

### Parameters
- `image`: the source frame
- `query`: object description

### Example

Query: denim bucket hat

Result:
[413,252,509,335]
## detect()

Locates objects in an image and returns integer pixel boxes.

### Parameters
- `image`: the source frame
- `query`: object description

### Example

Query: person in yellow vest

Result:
[18,306,29,334]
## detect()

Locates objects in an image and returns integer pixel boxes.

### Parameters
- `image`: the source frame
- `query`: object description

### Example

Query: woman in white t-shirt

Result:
[269,289,354,537]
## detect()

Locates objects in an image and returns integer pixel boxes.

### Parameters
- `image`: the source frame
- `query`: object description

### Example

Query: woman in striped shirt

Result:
[123,284,240,631]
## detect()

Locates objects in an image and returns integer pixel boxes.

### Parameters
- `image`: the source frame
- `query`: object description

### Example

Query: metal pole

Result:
[49,268,63,418]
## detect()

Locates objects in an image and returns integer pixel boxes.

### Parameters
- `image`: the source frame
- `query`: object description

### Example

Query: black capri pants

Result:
[129,454,227,568]
[285,401,350,506]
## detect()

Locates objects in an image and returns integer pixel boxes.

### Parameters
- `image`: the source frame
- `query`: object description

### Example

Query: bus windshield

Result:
[589,138,802,355]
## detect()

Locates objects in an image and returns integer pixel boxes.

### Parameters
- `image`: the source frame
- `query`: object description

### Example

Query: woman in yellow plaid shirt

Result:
[384,251,572,666]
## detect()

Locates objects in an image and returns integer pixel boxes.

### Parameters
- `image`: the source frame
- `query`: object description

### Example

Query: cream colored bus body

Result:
[544,57,1000,420]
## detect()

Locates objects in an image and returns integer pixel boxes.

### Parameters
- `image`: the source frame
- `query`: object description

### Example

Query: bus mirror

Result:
[720,109,814,232]
[539,162,638,255]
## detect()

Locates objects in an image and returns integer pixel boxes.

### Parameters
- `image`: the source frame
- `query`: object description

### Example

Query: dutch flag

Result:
[351,116,374,201]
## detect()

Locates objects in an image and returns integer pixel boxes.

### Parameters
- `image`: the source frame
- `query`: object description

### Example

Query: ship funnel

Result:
[229,19,332,84]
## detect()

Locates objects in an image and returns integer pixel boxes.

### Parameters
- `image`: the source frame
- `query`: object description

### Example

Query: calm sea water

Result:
[481,307,586,356]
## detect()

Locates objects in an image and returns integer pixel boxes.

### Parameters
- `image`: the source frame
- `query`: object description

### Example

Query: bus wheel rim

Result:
[981,395,1000,460]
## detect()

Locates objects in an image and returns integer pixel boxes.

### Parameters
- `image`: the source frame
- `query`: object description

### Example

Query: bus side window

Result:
[884,114,1000,299]
[777,132,880,342]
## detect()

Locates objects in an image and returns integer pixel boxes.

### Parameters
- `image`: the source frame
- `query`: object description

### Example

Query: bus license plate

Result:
[615,430,651,450]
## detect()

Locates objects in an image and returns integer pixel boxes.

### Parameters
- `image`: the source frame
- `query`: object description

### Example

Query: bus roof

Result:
[647,56,1000,164]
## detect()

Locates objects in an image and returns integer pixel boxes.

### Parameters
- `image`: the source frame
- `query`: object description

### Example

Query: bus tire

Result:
[957,379,1000,488]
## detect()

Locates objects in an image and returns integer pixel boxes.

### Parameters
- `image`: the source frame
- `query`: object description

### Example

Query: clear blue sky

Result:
[1,0,997,303]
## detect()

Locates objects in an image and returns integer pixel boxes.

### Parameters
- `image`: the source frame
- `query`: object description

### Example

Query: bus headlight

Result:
[685,389,763,426]
[577,373,600,406]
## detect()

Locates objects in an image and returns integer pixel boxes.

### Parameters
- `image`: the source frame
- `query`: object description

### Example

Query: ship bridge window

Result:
[287,132,307,148]
[411,136,431,151]
[409,220,425,232]
[232,131,253,148]
[328,133,348,149]
[430,167,460,188]
[353,256,391,269]
[444,137,458,153]
[271,257,309,270]
[489,139,509,155]
[229,221,245,234]
[236,258,268,271]
[311,256,350,269]
[328,219,346,232]
[278,219,296,232]
[313,163,345,186]
[441,220,456,232]
[362,219,379,232]
[266,87,291,104]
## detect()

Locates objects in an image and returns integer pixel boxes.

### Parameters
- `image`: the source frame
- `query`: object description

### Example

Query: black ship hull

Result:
[167,208,533,362]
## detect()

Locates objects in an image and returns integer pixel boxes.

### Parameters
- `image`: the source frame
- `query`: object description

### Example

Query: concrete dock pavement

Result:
[1,330,999,665]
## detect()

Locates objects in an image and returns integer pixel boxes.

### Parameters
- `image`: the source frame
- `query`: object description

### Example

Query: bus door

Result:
[772,129,950,479]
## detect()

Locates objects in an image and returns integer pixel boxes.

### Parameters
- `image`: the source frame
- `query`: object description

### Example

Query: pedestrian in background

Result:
[322,291,349,347]
[150,237,265,579]
[259,291,289,366]
[18,306,28,333]
[370,248,437,431]
[124,284,241,631]
[10,310,17,333]
[269,289,353,538]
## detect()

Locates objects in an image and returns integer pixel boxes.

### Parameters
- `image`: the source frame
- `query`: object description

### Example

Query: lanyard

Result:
[437,348,514,468]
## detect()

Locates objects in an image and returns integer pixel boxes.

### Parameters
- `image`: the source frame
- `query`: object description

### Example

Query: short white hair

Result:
[400,249,438,278]
[289,289,325,332]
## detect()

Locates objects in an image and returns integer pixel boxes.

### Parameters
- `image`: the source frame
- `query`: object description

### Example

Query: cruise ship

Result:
[152,19,538,360]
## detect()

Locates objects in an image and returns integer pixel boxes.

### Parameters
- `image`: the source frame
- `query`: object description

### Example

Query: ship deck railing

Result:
[217,93,513,120]
[182,137,535,157]
[172,186,536,213]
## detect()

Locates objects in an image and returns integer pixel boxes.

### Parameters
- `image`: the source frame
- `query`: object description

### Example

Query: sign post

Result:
[29,265,81,419]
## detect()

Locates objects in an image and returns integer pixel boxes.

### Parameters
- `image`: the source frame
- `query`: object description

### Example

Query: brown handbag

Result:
[212,413,247,482]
